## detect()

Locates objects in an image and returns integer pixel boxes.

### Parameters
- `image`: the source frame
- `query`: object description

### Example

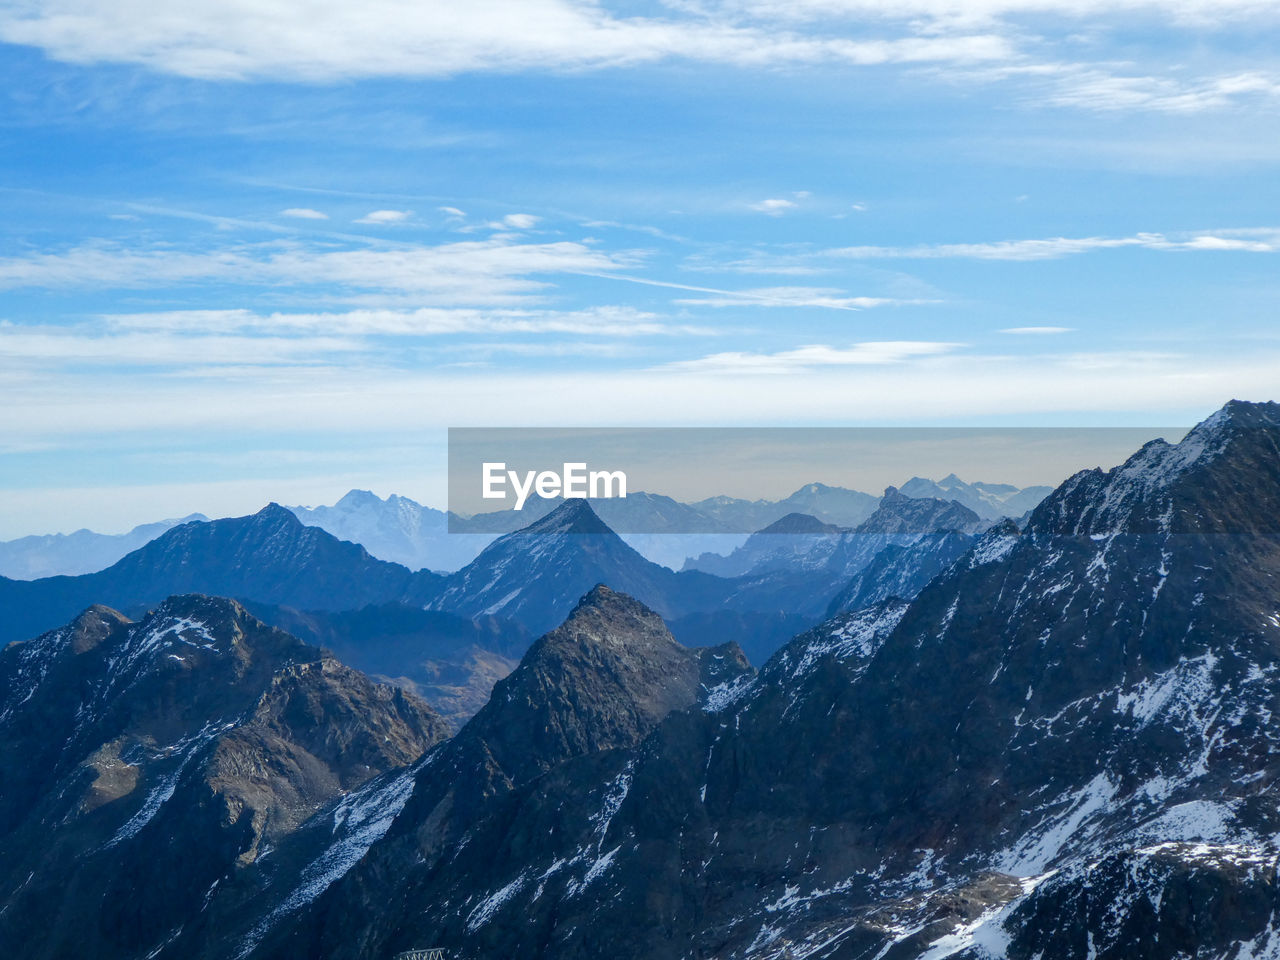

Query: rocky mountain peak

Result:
[541,582,676,653]
[66,603,132,654]
[1028,399,1280,537]
[857,487,983,535]
[456,586,705,787]
[522,497,614,535]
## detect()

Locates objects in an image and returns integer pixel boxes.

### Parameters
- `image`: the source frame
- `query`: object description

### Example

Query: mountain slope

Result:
[0,595,449,960]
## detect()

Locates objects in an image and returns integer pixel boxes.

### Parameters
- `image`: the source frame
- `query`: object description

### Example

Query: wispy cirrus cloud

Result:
[0,304,713,374]
[824,228,1280,261]
[711,0,1280,27]
[0,0,1013,81]
[672,285,923,309]
[0,325,366,366]
[662,340,963,373]
[0,237,636,305]
[103,305,712,337]
[2,0,1277,125]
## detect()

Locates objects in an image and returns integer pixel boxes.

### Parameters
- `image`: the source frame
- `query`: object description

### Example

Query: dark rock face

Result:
[0,595,449,960]
[230,400,1280,960]
[997,845,1280,960]
[0,505,444,646]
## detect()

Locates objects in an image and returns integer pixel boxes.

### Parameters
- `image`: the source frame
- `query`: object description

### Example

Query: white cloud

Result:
[749,198,798,216]
[281,207,328,220]
[355,209,413,225]
[1000,326,1075,334]
[501,213,540,229]
[0,0,1015,82]
[439,206,467,217]
[663,340,963,373]
[0,304,718,378]
[0,0,1275,124]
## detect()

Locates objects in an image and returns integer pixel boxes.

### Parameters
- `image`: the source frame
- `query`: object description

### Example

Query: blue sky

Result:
[2,0,1280,535]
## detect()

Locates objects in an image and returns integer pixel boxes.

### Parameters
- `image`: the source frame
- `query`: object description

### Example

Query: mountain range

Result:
[0,484,987,683]
[219,398,1280,960]
[0,477,1052,580]
[5,403,1275,957]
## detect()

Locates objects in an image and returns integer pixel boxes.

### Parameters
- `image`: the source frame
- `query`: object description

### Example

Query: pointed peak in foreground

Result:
[518,497,614,535]
[561,583,666,631]
[461,584,699,783]
[544,584,674,655]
